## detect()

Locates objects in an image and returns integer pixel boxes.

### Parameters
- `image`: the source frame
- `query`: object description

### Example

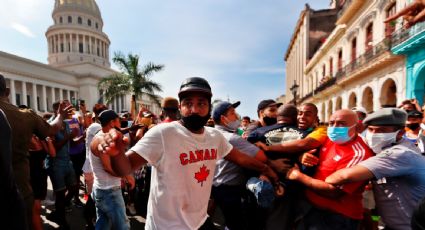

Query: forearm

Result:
[42,139,56,157]
[48,114,64,135]
[325,166,373,185]
[120,127,130,135]
[297,173,343,198]
[267,138,319,154]
[110,152,132,177]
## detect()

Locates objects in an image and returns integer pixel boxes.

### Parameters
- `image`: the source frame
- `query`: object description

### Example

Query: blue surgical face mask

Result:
[327,124,356,144]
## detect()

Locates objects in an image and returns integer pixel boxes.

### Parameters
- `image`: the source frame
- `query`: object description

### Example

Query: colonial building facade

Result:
[1,0,161,115]
[285,0,414,122]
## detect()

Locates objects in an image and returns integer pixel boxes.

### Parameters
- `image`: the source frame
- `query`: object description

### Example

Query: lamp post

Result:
[290,80,299,106]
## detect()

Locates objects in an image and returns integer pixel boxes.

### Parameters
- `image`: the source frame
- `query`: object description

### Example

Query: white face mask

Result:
[365,130,399,153]
[224,117,241,131]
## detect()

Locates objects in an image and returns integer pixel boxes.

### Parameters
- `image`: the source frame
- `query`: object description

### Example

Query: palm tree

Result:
[98,52,163,116]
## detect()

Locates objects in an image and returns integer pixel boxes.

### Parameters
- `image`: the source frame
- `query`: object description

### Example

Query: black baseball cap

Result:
[407,110,423,118]
[178,77,212,99]
[98,110,119,126]
[257,99,283,113]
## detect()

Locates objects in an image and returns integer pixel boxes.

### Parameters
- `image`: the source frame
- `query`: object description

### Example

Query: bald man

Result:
[287,109,373,230]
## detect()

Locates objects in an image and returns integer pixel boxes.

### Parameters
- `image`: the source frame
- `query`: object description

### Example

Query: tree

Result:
[98,52,163,116]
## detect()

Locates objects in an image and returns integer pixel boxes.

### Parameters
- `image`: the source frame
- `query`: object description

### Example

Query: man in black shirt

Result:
[0,108,28,229]
[248,104,308,230]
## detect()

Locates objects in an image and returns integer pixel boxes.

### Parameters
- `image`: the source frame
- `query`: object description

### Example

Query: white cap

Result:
[352,107,367,114]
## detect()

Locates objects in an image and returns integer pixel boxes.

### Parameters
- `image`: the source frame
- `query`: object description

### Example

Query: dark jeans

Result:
[70,151,86,179]
[199,217,219,230]
[212,185,251,230]
[296,201,359,230]
[412,196,425,230]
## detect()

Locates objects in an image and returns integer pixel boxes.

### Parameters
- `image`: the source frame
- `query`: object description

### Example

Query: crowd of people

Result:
[1,73,425,230]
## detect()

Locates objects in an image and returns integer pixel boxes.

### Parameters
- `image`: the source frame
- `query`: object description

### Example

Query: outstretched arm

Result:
[260,137,322,154]
[287,165,344,198]
[48,102,73,135]
[325,165,374,185]
[225,148,279,185]
[384,1,420,23]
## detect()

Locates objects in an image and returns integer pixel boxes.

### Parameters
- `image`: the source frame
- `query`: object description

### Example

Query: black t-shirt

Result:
[0,109,27,229]
[247,123,308,160]
[0,109,14,195]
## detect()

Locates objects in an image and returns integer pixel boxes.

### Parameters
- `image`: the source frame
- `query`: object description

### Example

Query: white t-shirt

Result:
[82,123,102,173]
[130,121,233,230]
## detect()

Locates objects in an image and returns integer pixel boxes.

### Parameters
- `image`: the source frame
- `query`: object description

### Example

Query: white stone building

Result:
[1,0,162,115]
[285,0,409,122]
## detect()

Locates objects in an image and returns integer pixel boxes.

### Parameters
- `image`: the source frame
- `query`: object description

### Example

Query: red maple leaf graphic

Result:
[194,164,210,186]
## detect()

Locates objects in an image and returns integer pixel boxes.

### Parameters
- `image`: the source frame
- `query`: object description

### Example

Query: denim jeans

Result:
[93,187,130,230]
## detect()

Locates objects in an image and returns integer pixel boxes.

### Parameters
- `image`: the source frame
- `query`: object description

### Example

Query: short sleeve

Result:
[130,125,164,165]
[217,132,233,159]
[307,126,328,144]
[359,150,415,179]
[29,110,51,138]
[229,135,259,158]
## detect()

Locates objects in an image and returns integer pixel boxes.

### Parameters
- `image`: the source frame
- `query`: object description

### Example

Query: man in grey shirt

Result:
[325,108,425,230]
[211,101,268,230]
[212,101,287,229]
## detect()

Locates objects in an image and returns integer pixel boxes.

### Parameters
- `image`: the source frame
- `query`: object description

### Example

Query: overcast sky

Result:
[0,0,330,118]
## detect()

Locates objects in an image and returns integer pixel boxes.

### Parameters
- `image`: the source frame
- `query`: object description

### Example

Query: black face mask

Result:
[263,116,277,126]
[181,114,210,132]
[407,123,420,130]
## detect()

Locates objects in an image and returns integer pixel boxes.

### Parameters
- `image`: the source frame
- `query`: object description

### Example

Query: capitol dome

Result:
[46,0,110,68]
[53,0,102,19]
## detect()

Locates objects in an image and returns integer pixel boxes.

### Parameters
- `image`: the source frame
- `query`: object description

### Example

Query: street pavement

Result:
[41,177,146,229]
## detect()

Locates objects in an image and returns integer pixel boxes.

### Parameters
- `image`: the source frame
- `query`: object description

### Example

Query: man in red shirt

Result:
[287,109,373,230]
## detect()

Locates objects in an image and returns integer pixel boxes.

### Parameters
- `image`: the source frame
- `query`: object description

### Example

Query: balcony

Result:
[336,37,394,83]
[391,22,425,54]
[300,36,402,103]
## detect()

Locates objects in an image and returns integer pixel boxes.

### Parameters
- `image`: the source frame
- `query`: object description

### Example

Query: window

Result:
[386,3,397,37]
[78,17,82,24]
[351,37,357,63]
[95,23,98,29]
[322,64,326,77]
[27,95,31,108]
[37,97,41,111]
[60,43,64,52]
[79,43,83,53]
[338,50,343,71]
[59,17,63,23]
[329,58,333,76]
[88,19,92,26]
[16,94,21,106]
[68,16,72,23]
[365,23,373,51]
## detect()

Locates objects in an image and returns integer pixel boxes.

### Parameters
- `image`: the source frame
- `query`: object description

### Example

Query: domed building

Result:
[0,0,130,113]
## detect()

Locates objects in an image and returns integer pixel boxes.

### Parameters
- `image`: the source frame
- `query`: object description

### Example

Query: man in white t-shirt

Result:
[91,77,280,230]
[91,109,135,230]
